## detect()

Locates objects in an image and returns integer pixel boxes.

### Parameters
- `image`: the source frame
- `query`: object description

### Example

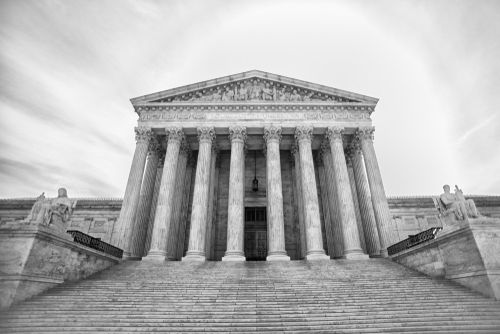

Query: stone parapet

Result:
[0,223,120,309]
[391,217,500,300]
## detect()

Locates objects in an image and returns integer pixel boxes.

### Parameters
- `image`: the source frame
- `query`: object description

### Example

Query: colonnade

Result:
[112,125,392,261]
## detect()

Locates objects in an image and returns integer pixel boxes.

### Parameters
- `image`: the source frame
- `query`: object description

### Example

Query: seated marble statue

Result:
[439,184,479,220]
[24,188,77,232]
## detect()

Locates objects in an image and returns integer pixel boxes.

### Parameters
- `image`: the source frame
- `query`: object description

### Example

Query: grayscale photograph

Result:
[0,0,499,333]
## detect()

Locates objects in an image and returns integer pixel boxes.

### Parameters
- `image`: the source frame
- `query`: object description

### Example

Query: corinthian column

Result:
[263,126,290,261]
[349,140,381,257]
[166,140,190,260]
[113,127,152,256]
[291,144,307,259]
[320,141,344,258]
[129,137,161,259]
[356,127,391,257]
[143,149,165,257]
[182,127,216,261]
[295,126,329,260]
[144,127,184,261]
[223,126,247,261]
[326,127,368,260]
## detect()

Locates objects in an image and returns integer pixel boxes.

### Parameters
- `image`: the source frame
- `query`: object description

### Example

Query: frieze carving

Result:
[326,126,344,142]
[197,127,216,143]
[137,106,373,123]
[263,126,282,143]
[151,78,359,103]
[134,127,153,143]
[356,126,375,141]
[229,126,247,142]
[166,127,184,142]
[295,126,313,142]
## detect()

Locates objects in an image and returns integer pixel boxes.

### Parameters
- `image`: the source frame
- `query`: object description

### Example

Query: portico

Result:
[112,70,392,261]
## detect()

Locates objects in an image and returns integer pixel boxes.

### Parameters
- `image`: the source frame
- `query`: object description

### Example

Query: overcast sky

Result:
[1,0,499,198]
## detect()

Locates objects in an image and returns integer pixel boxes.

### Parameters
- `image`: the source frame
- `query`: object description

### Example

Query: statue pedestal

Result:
[0,222,119,310]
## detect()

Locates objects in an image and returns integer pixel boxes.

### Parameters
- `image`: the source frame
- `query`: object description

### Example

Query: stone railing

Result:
[387,227,442,256]
[67,230,123,258]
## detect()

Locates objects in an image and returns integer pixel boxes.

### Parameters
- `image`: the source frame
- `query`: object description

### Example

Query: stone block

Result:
[0,223,120,309]
[391,217,500,300]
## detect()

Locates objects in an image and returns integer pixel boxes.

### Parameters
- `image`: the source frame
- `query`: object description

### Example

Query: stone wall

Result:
[1,193,499,254]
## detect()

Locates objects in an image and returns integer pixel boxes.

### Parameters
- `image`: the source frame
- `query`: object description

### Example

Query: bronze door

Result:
[244,207,267,261]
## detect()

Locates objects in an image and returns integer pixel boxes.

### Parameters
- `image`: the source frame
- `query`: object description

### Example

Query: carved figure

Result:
[250,80,262,100]
[439,184,479,220]
[290,89,301,102]
[222,87,235,101]
[24,188,77,232]
[262,83,274,101]
[236,83,248,101]
[210,89,222,102]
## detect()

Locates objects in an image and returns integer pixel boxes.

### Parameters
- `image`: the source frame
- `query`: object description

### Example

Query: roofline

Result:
[129,70,379,105]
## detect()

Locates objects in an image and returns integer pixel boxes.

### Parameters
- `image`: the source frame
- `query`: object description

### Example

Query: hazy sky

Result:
[1,0,499,198]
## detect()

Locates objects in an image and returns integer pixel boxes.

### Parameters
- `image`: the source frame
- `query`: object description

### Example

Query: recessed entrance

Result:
[244,207,267,261]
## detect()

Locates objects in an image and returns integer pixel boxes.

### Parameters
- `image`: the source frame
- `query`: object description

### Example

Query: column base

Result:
[379,249,389,258]
[306,250,330,261]
[222,253,246,262]
[266,253,290,261]
[344,252,370,260]
[142,250,167,262]
[182,251,206,262]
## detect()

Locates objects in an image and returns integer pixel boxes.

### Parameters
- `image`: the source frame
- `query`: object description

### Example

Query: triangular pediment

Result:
[130,70,378,105]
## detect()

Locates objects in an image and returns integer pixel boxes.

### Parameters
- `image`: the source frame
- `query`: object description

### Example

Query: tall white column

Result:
[175,156,195,260]
[113,127,152,256]
[144,127,184,261]
[223,126,247,261]
[316,152,335,257]
[129,137,160,259]
[183,127,216,261]
[326,127,368,260]
[346,155,367,253]
[142,150,165,257]
[295,126,329,260]
[320,141,344,258]
[264,126,290,261]
[205,146,218,260]
[166,140,190,260]
[349,140,381,257]
[291,144,307,259]
[356,126,391,257]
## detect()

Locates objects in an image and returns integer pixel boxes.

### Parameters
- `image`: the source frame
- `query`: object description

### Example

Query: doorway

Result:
[244,207,267,261]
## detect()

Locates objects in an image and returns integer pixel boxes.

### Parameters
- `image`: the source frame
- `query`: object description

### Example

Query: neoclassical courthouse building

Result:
[2,71,500,332]
[110,70,395,262]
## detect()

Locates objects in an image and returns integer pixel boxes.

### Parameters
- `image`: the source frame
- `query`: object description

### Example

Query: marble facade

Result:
[108,70,396,262]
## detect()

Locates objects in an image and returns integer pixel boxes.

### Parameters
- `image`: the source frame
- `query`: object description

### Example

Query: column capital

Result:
[356,126,375,141]
[326,126,344,142]
[229,126,247,143]
[294,126,313,143]
[135,127,153,143]
[264,125,282,144]
[197,126,216,143]
[166,127,185,143]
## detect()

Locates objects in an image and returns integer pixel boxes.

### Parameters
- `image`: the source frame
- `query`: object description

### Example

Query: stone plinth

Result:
[391,217,500,300]
[0,223,120,309]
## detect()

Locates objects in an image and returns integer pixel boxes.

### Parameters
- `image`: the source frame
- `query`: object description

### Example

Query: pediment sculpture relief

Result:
[153,79,358,103]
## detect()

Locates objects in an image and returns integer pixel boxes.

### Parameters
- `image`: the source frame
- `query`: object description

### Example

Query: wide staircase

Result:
[2,259,500,333]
